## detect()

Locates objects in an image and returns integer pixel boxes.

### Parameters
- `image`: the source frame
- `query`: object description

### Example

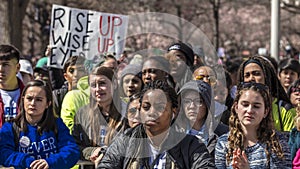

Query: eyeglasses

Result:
[195,75,216,84]
[195,75,209,80]
[182,98,204,107]
[238,82,269,92]
[127,107,140,118]
[128,107,139,114]
[291,87,300,93]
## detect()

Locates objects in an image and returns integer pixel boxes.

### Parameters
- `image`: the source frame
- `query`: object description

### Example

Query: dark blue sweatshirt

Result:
[0,118,80,169]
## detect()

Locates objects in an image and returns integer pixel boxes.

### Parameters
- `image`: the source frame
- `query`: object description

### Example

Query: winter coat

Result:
[272,98,296,132]
[61,76,90,131]
[52,81,68,116]
[289,127,300,168]
[97,124,215,169]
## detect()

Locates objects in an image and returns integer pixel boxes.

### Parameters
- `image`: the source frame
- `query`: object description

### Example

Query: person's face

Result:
[168,50,187,78]
[235,90,266,130]
[142,60,167,84]
[243,63,265,84]
[182,90,207,124]
[20,72,33,85]
[127,98,141,128]
[102,58,117,70]
[45,45,51,57]
[24,86,49,121]
[0,59,20,86]
[64,65,86,89]
[89,75,113,105]
[34,70,49,82]
[140,89,173,136]
[122,74,142,97]
[194,55,204,67]
[214,81,228,103]
[279,69,298,91]
[230,71,238,86]
[193,67,216,86]
[290,85,300,107]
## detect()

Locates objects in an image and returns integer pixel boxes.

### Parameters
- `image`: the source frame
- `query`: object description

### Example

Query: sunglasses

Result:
[195,75,210,80]
[195,75,216,84]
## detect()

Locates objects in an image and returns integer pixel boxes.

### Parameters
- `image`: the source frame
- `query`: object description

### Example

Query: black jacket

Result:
[97,124,215,169]
[52,82,68,116]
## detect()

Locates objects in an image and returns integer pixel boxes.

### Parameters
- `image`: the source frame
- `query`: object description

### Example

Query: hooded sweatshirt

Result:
[178,80,219,157]
[0,118,80,169]
[61,76,90,132]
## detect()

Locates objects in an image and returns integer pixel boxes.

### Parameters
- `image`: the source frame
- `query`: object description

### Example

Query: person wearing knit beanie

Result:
[119,64,143,101]
[142,56,171,85]
[167,42,194,67]
[166,42,194,88]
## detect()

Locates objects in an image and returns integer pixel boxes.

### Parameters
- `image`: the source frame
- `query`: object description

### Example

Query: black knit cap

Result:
[278,58,300,75]
[167,42,194,67]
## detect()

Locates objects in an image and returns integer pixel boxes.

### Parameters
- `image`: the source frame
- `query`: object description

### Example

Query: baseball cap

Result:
[19,59,33,76]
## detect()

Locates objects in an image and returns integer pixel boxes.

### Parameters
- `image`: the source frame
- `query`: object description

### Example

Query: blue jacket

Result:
[0,118,80,169]
[289,127,300,160]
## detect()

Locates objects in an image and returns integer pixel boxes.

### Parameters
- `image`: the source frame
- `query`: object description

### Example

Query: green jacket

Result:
[272,98,296,132]
[61,76,90,132]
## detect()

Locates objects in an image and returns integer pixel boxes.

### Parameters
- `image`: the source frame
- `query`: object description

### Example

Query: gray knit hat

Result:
[120,64,142,81]
[120,64,143,94]
[178,80,212,110]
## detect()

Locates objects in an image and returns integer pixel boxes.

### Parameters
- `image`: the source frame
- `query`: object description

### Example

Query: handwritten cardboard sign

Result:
[49,4,128,68]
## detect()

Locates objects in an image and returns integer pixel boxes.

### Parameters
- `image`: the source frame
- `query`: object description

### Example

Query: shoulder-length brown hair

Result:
[14,80,57,135]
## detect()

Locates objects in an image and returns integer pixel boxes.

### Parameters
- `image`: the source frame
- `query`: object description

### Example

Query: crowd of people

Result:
[0,40,299,169]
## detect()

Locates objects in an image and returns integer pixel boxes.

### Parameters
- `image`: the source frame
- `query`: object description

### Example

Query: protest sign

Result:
[49,4,128,68]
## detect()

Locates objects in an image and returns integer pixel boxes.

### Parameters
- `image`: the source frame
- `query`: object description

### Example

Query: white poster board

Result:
[49,4,128,68]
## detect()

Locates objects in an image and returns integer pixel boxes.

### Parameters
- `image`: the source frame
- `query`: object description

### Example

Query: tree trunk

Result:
[212,0,220,51]
[7,0,29,51]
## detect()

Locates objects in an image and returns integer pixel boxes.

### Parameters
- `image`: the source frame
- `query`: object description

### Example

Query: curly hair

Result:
[140,80,178,109]
[226,82,284,165]
[126,80,178,167]
[294,104,300,131]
